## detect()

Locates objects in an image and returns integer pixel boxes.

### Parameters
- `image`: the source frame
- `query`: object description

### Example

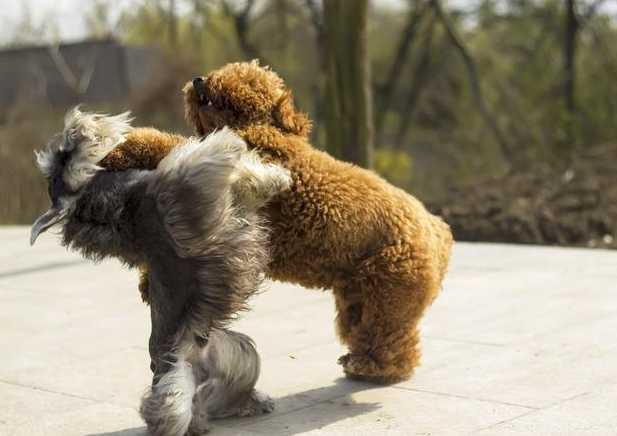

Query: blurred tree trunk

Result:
[304,0,326,144]
[323,0,373,168]
[275,0,290,55]
[168,0,178,48]
[563,0,578,150]
[305,0,325,67]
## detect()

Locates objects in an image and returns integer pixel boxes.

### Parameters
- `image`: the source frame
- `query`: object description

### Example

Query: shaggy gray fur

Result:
[32,115,290,436]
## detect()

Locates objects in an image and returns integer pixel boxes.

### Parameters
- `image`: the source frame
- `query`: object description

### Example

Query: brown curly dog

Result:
[101,61,453,383]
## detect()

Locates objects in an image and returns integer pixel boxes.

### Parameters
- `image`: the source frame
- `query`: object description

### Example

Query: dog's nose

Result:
[192,77,204,87]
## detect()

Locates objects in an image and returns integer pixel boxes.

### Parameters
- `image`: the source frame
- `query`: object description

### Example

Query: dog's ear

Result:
[273,90,312,137]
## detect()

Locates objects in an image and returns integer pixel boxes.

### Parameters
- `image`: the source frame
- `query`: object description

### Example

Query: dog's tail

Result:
[148,126,291,256]
[147,127,246,259]
[231,148,292,210]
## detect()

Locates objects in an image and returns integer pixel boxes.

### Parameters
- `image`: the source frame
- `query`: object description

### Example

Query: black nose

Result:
[192,77,204,87]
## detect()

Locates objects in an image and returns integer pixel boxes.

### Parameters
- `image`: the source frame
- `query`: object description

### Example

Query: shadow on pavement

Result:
[84,428,144,436]
[84,378,379,436]
[216,377,380,435]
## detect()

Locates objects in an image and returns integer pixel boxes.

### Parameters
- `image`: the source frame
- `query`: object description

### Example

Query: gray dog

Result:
[31,108,291,436]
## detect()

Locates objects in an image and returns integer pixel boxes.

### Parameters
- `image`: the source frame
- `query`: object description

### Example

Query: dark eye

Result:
[58,149,72,166]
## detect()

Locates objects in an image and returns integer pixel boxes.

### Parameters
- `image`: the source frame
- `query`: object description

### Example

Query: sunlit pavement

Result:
[1,225,616,436]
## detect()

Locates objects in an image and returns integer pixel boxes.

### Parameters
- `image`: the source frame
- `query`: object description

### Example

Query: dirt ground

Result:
[428,144,617,249]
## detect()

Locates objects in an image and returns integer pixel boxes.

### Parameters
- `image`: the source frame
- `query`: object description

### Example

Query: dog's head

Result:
[30,107,132,245]
[184,60,311,138]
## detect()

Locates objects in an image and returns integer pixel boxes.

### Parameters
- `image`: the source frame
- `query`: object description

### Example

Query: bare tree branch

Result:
[588,24,617,77]
[582,0,608,21]
[431,0,513,160]
[168,0,178,47]
[304,0,322,33]
[394,12,437,146]
[375,0,429,135]
[301,0,326,135]
[274,0,290,50]
[304,0,325,67]
[563,0,579,150]
[222,0,268,62]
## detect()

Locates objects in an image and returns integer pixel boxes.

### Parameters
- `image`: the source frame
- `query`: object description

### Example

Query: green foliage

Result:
[115,0,617,180]
[121,2,244,70]
[0,102,64,224]
[374,148,413,189]
[370,0,617,196]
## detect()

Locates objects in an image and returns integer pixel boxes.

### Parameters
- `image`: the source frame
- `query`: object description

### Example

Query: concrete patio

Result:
[1,225,616,436]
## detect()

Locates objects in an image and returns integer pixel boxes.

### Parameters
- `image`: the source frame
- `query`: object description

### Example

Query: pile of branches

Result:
[429,144,617,249]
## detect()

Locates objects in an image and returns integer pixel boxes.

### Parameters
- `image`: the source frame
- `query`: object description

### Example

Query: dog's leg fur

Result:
[201,331,273,420]
[140,334,198,436]
[333,242,446,383]
[141,328,273,436]
[141,272,203,436]
[189,330,273,435]
[141,286,274,436]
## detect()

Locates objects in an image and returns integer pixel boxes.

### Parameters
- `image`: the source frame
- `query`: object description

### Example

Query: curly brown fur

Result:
[101,127,186,170]
[100,61,453,383]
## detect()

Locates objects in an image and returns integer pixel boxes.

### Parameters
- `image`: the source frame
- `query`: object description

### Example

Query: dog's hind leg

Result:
[335,244,444,384]
[335,284,426,384]
[192,330,273,422]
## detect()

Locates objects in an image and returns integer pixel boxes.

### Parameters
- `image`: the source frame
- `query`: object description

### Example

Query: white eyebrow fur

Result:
[35,107,133,190]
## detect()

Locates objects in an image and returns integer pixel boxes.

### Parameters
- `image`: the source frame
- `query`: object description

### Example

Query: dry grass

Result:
[0,85,189,224]
[0,101,65,224]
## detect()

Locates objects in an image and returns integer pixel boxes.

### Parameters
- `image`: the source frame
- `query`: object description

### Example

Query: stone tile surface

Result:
[2,227,616,436]
[474,383,617,436]
[242,387,531,436]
